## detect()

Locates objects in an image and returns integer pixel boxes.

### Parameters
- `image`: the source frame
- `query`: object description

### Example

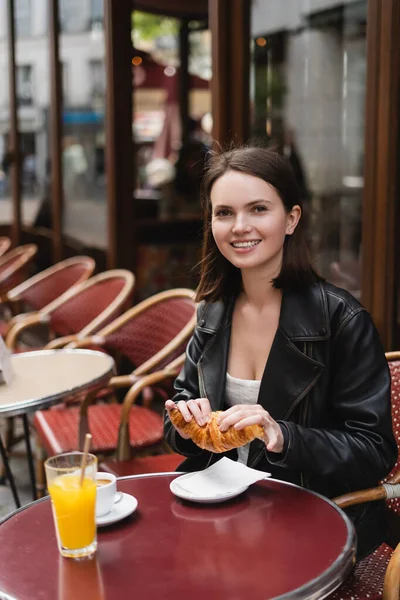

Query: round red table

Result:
[0,474,355,600]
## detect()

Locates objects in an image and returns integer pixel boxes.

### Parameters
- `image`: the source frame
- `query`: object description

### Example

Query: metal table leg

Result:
[0,433,21,508]
[22,414,37,501]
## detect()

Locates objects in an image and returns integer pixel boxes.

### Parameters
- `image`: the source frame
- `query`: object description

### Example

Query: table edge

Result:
[0,349,115,417]
[0,474,356,599]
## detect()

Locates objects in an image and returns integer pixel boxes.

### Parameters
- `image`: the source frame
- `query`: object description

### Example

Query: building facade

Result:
[1,0,399,347]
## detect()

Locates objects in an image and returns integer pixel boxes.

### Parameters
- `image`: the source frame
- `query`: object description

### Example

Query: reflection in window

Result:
[250,0,367,298]
[60,2,106,249]
[15,0,31,37]
[62,62,69,104]
[89,60,105,104]
[60,0,87,34]
[91,0,103,30]
[16,65,33,106]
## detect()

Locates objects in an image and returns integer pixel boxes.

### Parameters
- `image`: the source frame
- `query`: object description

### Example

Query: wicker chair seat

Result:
[328,542,393,599]
[33,403,163,456]
[100,452,184,477]
[0,319,8,337]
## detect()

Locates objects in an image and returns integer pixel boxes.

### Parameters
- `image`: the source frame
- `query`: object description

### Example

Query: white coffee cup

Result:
[96,472,118,517]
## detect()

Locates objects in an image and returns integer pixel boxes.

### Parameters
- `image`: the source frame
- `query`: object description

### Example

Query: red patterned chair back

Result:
[0,244,37,294]
[383,354,400,516]
[0,237,11,258]
[7,256,95,311]
[97,289,196,374]
[42,269,135,338]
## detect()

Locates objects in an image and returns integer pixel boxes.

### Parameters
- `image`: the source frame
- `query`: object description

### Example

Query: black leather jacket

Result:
[164,281,397,559]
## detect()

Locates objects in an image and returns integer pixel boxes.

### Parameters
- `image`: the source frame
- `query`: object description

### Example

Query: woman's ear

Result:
[286,205,302,235]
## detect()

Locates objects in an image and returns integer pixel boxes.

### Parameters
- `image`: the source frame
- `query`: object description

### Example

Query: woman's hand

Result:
[165,398,212,439]
[217,405,284,453]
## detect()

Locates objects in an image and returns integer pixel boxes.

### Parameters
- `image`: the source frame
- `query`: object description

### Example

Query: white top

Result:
[225,372,261,465]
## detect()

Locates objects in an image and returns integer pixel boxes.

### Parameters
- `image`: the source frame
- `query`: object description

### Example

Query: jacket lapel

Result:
[256,328,324,421]
[197,282,329,447]
[198,324,231,411]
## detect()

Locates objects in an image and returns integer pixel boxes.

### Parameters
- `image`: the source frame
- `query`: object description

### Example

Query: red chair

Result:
[0,256,95,338]
[0,236,11,258]
[5,269,135,352]
[0,244,37,298]
[33,289,196,493]
[100,354,185,477]
[382,543,400,599]
[1,269,134,467]
[328,352,400,599]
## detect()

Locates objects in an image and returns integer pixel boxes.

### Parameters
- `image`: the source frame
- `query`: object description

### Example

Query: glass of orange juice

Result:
[45,452,97,559]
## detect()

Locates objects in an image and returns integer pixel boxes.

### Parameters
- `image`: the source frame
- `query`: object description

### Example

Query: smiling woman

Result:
[196,146,321,301]
[164,144,397,562]
[210,171,300,280]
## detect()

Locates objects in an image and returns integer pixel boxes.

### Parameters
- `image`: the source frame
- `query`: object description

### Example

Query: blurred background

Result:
[0,0,399,347]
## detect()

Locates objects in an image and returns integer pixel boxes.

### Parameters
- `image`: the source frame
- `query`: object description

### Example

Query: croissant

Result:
[169,408,264,453]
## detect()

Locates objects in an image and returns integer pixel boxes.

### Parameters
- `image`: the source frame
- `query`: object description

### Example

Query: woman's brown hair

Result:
[195,144,322,303]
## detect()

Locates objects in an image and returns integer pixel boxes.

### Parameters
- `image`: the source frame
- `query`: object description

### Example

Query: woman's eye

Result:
[253,205,267,213]
[215,209,231,217]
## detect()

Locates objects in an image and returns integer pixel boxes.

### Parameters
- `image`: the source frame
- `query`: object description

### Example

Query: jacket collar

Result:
[197,282,330,341]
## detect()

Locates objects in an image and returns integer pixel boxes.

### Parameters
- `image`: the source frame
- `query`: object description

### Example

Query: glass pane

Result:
[13,0,50,229]
[132,12,210,299]
[250,0,367,299]
[60,0,107,250]
[0,4,10,223]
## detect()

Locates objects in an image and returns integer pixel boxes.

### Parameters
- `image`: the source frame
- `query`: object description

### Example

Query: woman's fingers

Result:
[187,398,210,426]
[218,405,267,432]
[166,398,211,426]
[176,400,195,422]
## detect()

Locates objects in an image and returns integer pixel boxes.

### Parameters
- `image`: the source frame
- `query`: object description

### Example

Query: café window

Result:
[91,0,104,30]
[60,0,88,34]
[16,64,33,106]
[250,0,367,299]
[89,59,105,103]
[15,0,31,37]
[62,62,69,104]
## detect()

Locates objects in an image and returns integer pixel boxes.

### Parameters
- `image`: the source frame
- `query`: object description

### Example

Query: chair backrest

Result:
[7,256,95,311]
[95,288,196,375]
[0,244,38,294]
[383,352,400,515]
[0,237,11,258]
[42,269,135,338]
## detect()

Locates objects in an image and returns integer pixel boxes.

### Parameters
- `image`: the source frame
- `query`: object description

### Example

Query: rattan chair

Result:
[99,354,185,477]
[0,256,95,338]
[1,269,134,468]
[33,289,196,493]
[383,542,400,600]
[5,269,135,352]
[0,236,11,258]
[0,244,37,298]
[327,351,400,599]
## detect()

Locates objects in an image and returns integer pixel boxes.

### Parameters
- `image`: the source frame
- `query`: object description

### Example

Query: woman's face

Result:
[210,170,300,275]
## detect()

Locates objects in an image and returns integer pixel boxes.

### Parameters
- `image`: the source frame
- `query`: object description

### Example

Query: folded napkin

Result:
[174,457,270,498]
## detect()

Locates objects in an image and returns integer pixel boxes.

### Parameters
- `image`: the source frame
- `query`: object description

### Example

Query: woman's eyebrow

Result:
[213,199,272,211]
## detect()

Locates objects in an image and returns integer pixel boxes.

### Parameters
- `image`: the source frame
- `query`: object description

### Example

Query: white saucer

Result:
[170,476,249,504]
[96,493,138,527]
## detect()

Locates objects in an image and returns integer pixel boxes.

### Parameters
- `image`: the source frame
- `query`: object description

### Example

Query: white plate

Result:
[96,492,138,527]
[169,476,249,504]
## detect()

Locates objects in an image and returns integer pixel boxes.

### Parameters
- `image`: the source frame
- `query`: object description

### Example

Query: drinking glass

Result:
[45,452,97,559]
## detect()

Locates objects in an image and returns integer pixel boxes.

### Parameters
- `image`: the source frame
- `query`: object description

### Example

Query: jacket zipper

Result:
[300,342,311,489]
[198,363,206,398]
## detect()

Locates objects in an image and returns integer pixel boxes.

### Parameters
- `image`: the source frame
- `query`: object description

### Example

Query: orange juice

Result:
[48,474,96,550]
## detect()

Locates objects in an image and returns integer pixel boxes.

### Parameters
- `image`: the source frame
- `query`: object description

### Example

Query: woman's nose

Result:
[232,214,252,234]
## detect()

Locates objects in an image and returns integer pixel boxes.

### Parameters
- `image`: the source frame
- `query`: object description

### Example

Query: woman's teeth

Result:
[232,241,261,248]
